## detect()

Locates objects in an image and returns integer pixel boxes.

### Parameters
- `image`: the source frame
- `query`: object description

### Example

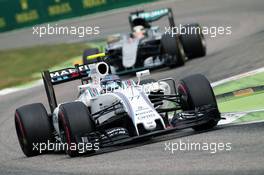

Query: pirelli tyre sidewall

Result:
[58,102,95,157]
[179,23,206,59]
[178,74,220,131]
[15,103,53,157]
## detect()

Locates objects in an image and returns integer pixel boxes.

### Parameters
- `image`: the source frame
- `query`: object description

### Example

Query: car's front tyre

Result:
[178,74,220,131]
[58,102,95,157]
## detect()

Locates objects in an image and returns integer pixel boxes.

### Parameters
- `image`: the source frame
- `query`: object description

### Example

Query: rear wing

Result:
[42,64,91,113]
[47,64,91,85]
[42,59,109,113]
[129,8,175,29]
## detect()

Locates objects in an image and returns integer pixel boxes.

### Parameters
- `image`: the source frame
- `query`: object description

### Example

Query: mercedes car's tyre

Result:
[15,103,53,157]
[161,33,186,67]
[58,102,95,157]
[180,23,206,59]
[178,74,220,131]
[82,48,99,64]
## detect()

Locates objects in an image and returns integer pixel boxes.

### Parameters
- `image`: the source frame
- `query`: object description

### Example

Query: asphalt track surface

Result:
[0,0,264,174]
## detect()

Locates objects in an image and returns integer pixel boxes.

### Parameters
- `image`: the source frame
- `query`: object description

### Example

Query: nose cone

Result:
[143,120,157,131]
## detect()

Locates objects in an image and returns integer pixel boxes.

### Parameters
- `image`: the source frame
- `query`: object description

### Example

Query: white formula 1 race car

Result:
[15,54,220,157]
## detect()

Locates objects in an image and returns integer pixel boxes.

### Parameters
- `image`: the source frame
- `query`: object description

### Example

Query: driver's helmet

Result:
[131,18,149,39]
[100,74,122,92]
[131,17,150,29]
[132,25,146,39]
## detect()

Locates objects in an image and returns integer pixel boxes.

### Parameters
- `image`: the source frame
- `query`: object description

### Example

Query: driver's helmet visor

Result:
[133,25,145,33]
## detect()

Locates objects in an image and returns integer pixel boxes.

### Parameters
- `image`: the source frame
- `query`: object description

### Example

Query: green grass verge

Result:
[214,71,264,123]
[217,92,264,112]
[213,72,264,95]
[0,43,90,90]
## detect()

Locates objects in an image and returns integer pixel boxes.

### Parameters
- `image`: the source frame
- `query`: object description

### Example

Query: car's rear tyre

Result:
[58,102,95,157]
[180,23,206,59]
[82,48,99,64]
[15,103,53,157]
[161,33,186,67]
[178,74,220,131]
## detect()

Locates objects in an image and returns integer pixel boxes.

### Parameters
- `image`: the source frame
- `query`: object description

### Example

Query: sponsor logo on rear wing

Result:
[49,64,90,85]
[130,8,170,22]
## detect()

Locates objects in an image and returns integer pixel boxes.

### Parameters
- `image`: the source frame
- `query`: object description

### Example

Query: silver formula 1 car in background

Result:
[83,8,206,75]
[15,53,220,157]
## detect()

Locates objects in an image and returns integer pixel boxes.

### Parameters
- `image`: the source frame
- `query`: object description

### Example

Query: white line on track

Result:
[211,66,264,87]
[0,80,42,96]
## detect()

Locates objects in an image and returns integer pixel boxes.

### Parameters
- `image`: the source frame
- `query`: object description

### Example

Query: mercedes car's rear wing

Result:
[129,8,175,30]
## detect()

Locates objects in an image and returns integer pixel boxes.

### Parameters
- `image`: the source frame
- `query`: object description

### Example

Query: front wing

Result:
[76,108,220,149]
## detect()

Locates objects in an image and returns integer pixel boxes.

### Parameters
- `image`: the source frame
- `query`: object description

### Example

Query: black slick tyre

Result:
[178,74,220,131]
[15,103,53,157]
